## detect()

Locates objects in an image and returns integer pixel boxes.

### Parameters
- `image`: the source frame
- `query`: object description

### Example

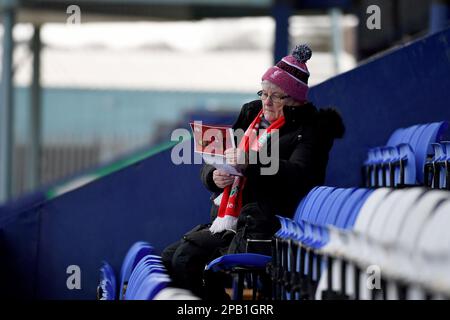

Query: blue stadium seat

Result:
[365,122,448,188]
[119,241,154,299]
[414,200,450,296]
[204,186,331,300]
[304,187,337,223]
[364,149,377,186]
[132,273,171,300]
[320,188,450,300]
[334,189,372,229]
[412,122,448,183]
[399,124,421,146]
[386,127,405,147]
[426,142,450,189]
[380,147,395,187]
[125,254,169,300]
[443,141,450,189]
[315,188,392,298]
[431,143,446,188]
[205,253,272,273]
[97,261,117,300]
[397,143,416,185]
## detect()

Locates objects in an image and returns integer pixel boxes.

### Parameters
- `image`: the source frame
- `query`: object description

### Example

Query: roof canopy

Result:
[1,0,350,23]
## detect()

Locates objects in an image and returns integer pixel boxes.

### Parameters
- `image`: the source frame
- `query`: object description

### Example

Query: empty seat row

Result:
[364,121,448,187]
[315,187,450,300]
[210,185,450,300]
[204,186,370,300]
[271,186,373,300]
[97,241,199,300]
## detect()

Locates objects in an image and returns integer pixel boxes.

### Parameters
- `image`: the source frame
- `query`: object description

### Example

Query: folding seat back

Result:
[346,189,374,228]
[315,189,376,300]
[119,241,154,299]
[98,261,117,300]
[343,190,400,300]
[379,188,427,246]
[412,200,450,297]
[293,186,325,223]
[131,262,166,289]
[416,200,450,256]
[345,190,415,301]
[127,265,168,300]
[334,189,372,229]
[401,124,421,146]
[408,124,428,152]
[315,188,347,225]
[133,273,171,300]
[304,189,348,247]
[435,201,450,254]
[304,187,336,223]
[386,127,405,147]
[396,190,449,251]
[129,270,169,300]
[125,255,164,299]
[353,188,391,234]
[293,186,319,221]
[416,203,447,257]
[324,188,357,226]
[366,189,408,241]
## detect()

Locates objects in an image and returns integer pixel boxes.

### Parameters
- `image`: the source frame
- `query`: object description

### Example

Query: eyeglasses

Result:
[257,90,289,104]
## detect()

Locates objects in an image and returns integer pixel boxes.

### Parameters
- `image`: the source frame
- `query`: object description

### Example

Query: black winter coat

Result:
[200,99,344,227]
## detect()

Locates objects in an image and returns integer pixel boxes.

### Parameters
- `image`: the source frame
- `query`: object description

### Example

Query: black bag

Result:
[182,223,235,257]
[227,203,280,255]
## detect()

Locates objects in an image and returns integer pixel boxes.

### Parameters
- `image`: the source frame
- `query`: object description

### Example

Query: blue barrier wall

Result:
[310,27,450,187]
[1,27,450,300]
[0,141,211,299]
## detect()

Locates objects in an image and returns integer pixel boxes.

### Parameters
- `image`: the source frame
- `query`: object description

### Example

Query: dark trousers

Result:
[161,225,234,300]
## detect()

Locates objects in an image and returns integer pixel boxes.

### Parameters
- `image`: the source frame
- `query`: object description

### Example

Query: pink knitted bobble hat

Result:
[262,44,312,102]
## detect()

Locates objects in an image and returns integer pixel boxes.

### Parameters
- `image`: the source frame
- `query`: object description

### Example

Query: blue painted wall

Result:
[309,27,450,187]
[0,141,211,299]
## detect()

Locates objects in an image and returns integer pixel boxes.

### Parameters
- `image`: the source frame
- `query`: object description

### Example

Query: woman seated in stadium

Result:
[162,44,345,300]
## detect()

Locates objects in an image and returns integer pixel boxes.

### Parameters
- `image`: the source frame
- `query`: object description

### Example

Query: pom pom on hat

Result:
[292,44,312,63]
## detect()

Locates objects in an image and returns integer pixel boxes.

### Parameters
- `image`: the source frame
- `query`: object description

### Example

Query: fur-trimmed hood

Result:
[316,107,345,139]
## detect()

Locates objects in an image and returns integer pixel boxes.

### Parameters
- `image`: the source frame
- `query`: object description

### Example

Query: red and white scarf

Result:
[209,109,285,234]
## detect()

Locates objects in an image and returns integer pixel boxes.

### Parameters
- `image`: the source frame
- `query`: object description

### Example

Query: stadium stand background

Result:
[1,0,450,299]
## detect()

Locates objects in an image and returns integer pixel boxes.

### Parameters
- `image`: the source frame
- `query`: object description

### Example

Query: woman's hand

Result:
[213,170,235,189]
